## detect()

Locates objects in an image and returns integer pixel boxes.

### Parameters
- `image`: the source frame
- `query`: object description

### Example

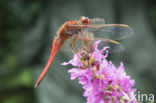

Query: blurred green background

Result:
[0,0,156,103]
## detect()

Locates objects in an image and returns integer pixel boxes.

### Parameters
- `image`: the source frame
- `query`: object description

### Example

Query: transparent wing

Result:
[93,38,124,53]
[83,24,133,40]
[89,18,105,25]
[79,33,124,53]
[65,24,133,40]
[60,35,124,53]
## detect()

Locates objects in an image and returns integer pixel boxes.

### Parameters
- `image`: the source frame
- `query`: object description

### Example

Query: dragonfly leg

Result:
[70,36,78,54]
[72,36,79,52]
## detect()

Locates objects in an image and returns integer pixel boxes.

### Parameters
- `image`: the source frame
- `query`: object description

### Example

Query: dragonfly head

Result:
[80,16,90,25]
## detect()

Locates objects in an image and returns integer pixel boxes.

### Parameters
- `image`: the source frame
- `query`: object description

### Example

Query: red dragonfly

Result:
[35,16,133,87]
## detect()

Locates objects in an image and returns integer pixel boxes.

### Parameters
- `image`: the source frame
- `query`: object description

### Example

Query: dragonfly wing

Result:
[60,38,71,52]
[65,24,133,40]
[82,24,134,40]
[60,23,131,53]
[90,18,105,25]
[78,31,124,53]
[93,38,124,53]
[60,36,124,53]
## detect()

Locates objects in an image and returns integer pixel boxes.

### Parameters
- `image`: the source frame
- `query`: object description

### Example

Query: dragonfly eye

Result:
[80,16,90,25]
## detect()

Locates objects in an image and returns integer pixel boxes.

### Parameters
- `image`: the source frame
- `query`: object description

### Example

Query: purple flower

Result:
[62,40,136,103]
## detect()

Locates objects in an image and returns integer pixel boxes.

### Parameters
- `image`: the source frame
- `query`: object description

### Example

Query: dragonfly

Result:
[35,16,133,87]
